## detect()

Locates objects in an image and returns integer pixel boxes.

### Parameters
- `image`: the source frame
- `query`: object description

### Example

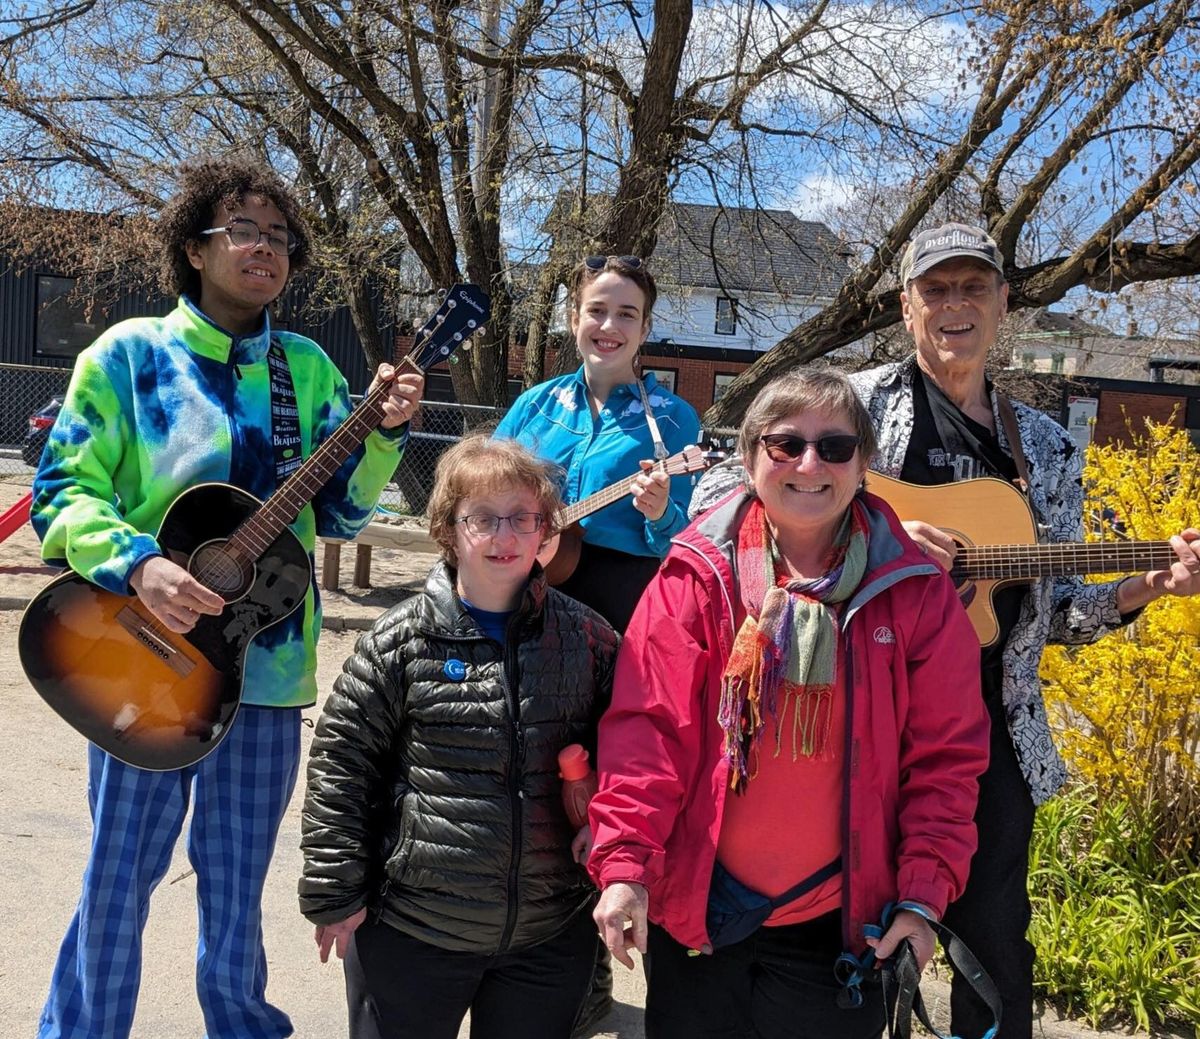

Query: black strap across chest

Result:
[267,338,302,487]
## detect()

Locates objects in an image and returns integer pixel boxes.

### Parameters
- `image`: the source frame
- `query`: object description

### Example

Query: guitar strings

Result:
[141,311,456,644]
[554,450,705,530]
[956,541,1176,577]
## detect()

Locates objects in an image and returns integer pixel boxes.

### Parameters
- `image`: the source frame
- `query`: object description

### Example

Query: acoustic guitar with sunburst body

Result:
[19,285,489,771]
[864,471,1178,647]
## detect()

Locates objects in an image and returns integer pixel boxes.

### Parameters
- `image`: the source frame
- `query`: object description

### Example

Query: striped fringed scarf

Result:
[719,497,870,791]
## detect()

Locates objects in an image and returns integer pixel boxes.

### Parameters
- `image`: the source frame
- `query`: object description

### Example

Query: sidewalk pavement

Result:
[0,479,1184,1039]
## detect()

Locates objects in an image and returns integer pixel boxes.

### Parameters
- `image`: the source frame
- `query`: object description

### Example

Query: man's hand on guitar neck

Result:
[1116,528,1200,613]
[902,520,958,572]
[129,556,225,633]
[371,364,425,430]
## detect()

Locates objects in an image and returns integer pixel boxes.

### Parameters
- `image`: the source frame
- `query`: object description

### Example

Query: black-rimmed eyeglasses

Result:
[584,254,644,271]
[759,433,860,464]
[456,512,545,536]
[199,217,297,255]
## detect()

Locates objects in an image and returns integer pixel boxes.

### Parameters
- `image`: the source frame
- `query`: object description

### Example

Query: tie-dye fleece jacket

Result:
[31,296,407,708]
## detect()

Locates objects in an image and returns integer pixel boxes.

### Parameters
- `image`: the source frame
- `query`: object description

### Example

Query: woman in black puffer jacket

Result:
[299,436,619,1039]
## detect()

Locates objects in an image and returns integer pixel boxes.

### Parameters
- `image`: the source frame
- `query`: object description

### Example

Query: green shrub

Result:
[1029,786,1200,1031]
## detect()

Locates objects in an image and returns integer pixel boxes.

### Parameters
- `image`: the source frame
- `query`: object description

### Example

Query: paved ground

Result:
[0,479,647,1038]
[0,479,1186,1039]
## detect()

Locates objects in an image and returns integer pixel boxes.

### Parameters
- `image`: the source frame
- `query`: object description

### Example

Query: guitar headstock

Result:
[401,284,491,373]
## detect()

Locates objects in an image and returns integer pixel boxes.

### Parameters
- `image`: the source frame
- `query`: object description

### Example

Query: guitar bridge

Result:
[116,607,197,678]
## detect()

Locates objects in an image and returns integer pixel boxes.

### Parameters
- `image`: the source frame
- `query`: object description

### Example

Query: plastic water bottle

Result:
[557,744,598,829]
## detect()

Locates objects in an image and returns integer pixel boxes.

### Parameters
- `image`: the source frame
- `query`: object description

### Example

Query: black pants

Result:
[941,696,1036,1039]
[557,539,662,1015]
[556,541,661,632]
[343,910,596,1039]
[643,915,884,1039]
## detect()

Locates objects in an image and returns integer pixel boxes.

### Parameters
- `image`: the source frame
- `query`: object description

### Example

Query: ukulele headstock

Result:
[672,441,724,472]
[657,443,726,477]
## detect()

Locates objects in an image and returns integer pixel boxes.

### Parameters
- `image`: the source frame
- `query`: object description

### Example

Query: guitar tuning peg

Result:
[460,340,472,352]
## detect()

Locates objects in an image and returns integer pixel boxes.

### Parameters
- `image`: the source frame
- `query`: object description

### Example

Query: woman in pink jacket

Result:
[587,368,990,1038]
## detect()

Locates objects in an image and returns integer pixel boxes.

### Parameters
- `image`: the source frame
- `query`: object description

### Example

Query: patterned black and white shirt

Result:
[689,356,1133,805]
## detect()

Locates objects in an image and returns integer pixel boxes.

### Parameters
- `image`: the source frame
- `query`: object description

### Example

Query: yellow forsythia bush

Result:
[1040,419,1200,856]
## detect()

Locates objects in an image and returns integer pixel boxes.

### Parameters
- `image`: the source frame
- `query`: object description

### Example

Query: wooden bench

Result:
[320,520,438,591]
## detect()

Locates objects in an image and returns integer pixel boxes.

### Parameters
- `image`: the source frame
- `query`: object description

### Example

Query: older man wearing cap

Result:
[690,221,1200,1039]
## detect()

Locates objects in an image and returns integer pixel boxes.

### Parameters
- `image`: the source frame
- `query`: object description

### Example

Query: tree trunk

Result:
[523,258,572,387]
[344,274,388,372]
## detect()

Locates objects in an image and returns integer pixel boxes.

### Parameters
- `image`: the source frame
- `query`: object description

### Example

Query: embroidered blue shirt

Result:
[494,368,702,558]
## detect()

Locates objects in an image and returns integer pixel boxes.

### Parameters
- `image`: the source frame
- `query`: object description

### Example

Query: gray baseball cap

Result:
[899,222,1005,285]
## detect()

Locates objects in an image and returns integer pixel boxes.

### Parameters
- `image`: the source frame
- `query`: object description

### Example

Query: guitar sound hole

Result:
[949,538,971,593]
[190,541,254,600]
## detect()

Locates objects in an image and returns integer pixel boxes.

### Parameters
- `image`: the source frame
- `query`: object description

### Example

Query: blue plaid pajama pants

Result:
[38,705,301,1039]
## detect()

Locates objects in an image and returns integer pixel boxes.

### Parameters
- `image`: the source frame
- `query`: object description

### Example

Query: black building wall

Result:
[0,257,392,444]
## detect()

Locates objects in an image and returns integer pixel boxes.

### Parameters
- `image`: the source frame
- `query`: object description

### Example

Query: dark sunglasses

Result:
[759,433,860,464]
[584,254,644,271]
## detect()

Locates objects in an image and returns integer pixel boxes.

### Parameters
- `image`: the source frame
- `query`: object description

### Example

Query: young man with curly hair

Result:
[31,156,424,1039]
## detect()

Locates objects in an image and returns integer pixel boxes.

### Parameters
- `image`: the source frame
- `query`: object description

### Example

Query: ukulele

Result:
[864,471,1177,646]
[537,445,719,584]
[19,285,489,770]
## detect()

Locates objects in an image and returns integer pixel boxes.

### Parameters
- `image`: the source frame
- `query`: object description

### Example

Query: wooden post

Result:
[321,541,342,591]
[353,544,374,588]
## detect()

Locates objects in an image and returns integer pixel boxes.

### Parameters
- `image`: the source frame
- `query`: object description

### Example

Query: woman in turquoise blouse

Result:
[495,255,701,631]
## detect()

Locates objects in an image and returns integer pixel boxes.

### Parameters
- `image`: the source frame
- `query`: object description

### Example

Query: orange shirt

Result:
[715,668,845,927]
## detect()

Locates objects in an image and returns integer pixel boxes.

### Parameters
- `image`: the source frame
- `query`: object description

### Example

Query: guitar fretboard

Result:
[956,541,1176,580]
[556,455,700,528]
[225,378,397,562]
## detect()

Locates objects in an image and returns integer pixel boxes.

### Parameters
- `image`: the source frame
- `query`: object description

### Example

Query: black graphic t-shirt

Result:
[901,370,1028,700]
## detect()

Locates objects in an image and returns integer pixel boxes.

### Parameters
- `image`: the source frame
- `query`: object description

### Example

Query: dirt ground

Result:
[0,477,648,1038]
[0,477,1176,1039]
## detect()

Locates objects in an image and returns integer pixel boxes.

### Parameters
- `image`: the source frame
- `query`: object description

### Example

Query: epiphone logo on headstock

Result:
[456,287,487,315]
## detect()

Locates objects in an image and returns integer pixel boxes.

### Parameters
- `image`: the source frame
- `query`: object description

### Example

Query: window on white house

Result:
[35,275,104,358]
[1051,353,1064,374]
[715,297,737,335]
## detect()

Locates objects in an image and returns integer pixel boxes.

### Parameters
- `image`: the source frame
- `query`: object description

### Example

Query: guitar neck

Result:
[226,379,397,561]
[958,541,1176,580]
[555,451,705,528]
[559,475,642,527]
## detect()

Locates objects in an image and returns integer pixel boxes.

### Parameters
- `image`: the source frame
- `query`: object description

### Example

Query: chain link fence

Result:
[0,364,73,476]
[0,363,506,515]
[0,364,725,515]
[384,400,505,514]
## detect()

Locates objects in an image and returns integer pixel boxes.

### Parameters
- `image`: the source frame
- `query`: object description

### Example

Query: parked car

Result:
[23,398,62,469]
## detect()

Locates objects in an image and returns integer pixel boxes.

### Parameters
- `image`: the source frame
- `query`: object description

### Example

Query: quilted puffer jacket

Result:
[299,560,619,954]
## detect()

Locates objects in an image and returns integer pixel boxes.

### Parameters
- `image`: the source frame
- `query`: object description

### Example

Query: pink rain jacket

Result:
[588,490,990,954]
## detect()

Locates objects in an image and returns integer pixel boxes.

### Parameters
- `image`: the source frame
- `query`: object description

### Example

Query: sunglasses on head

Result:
[584,254,644,271]
[759,432,860,464]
